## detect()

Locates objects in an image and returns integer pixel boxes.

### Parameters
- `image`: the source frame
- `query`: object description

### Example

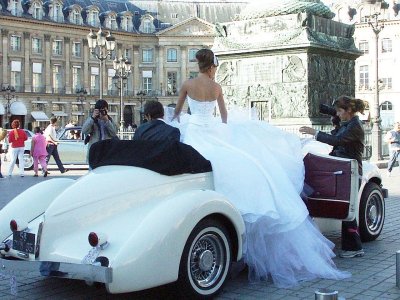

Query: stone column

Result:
[180,46,187,86]
[23,32,31,92]
[157,45,164,96]
[133,45,140,95]
[44,34,51,93]
[64,37,71,94]
[1,29,9,86]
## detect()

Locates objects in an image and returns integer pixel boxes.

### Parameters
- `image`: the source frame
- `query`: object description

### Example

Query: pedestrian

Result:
[0,127,7,178]
[81,99,118,161]
[31,127,48,177]
[385,121,400,176]
[44,117,68,174]
[7,119,28,177]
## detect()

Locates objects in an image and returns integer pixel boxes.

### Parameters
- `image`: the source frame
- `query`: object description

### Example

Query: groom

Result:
[133,100,180,142]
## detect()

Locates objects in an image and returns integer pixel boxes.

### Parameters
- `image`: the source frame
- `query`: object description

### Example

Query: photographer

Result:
[82,99,118,157]
[299,96,366,259]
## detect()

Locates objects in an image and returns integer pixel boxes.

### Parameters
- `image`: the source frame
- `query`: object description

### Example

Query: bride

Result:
[170,48,350,288]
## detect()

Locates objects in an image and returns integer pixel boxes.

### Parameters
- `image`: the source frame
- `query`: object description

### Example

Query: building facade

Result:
[328,0,400,128]
[0,0,244,129]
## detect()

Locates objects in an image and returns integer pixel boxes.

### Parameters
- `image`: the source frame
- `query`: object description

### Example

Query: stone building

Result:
[0,0,244,129]
[328,0,400,128]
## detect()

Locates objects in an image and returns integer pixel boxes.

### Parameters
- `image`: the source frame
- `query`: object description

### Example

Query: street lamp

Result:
[136,91,146,124]
[363,0,389,161]
[76,88,88,121]
[113,56,131,130]
[87,28,116,99]
[2,85,16,127]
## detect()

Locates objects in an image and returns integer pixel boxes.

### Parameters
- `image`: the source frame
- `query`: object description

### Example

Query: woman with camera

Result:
[82,99,118,160]
[299,95,366,258]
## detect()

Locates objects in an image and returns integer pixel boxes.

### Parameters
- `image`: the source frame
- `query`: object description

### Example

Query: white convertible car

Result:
[0,140,387,298]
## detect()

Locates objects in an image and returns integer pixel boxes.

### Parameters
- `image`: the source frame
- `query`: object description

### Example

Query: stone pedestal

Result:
[213,1,361,129]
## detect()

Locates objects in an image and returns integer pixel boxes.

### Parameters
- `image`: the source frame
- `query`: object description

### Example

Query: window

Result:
[171,13,178,19]
[10,35,21,52]
[88,10,99,27]
[167,48,177,62]
[381,101,392,111]
[70,9,82,25]
[107,68,116,95]
[11,61,22,91]
[72,66,82,92]
[143,19,152,33]
[360,8,369,23]
[189,48,199,62]
[53,3,63,22]
[32,62,43,92]
[108,16,118,30]
[124,49,131,60]
[121,16,132,31]
[32,2,43,20]
[167,72,177,95]
[72,42,81,57]
[382,39,392,53]
[142,70,152,93]
[52,40,63,55]
[359,41,369,54]
[381,78,392,89]
[91,67,100,95]
[32,37,42,54]
[142,49,153,63]
[359,65,369,89]
[9,0,22,16]
[189,71,199,79]
[52,65,63,93]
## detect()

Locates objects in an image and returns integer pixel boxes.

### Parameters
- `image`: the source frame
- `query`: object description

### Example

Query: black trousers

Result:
[46,144,66,173]
[341,178,363,251]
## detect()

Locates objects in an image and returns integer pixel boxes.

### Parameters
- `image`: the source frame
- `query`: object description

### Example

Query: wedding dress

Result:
[169,96,350,288]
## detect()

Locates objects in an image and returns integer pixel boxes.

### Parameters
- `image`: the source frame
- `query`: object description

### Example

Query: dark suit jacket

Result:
[133,120,180,142]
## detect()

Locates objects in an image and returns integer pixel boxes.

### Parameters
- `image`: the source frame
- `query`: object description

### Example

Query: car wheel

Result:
[359,182,385,242]
[178,219,232,299]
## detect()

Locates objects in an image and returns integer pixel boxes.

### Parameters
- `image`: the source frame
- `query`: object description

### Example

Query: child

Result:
[31,127,48,177]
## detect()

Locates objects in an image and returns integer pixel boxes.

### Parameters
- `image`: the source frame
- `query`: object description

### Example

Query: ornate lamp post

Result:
[87,29,116,99]
[363,0,389,161]
[113,56,131,130]
[136,91,146,124]
[2,85,16,127]
[76,88,88,121]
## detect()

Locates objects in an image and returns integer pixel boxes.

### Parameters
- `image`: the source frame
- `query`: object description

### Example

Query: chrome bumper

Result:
[0,258,112,283]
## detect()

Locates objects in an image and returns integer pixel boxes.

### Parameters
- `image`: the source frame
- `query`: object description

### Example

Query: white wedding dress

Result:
[169,96,350,287]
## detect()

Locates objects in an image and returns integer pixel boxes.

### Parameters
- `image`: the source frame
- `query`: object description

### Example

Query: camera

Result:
[319,104,340,127]
[99,109,107,116]
[319,104,337,117]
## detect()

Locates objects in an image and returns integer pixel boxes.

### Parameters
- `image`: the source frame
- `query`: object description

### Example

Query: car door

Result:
[51,128,87,165]
[303,152,359,221]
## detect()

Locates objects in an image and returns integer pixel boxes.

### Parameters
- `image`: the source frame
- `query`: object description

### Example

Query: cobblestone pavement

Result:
[1,161,400,300]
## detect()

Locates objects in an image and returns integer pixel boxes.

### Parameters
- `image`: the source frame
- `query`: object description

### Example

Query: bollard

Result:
[315,289,338,300]
[396,250,400,288]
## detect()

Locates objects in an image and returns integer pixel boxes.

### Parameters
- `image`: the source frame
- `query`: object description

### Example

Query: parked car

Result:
[0,142,387,298]
[53,126,88,166]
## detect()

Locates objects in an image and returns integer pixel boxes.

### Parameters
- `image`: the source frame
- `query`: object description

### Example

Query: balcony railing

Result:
[52,87,66,94]
[32,85,45,93]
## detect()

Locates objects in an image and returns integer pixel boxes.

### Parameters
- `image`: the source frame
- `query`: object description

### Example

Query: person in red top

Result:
[7,119,27,177]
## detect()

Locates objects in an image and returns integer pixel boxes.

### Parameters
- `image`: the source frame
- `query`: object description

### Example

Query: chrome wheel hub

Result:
[199,250,214,271]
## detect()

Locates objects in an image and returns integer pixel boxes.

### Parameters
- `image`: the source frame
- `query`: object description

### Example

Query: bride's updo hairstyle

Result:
[196,49,216,73]
[333,95,366,115]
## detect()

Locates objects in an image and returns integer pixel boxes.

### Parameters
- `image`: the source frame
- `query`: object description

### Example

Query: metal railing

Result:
[117,129,135,140]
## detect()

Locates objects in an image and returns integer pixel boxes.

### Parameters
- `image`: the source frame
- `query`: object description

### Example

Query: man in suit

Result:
[133,100,180,142]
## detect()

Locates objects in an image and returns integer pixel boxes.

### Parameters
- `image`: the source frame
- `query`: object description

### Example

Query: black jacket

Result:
[133,120,180,142]
[316,116,364,175]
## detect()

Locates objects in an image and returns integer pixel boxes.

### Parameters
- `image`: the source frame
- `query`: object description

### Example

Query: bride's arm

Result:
[217,85,227,123]
[173,82,188,121]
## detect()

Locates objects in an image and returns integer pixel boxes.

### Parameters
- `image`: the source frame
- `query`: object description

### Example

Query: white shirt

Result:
[44,124,58,144]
